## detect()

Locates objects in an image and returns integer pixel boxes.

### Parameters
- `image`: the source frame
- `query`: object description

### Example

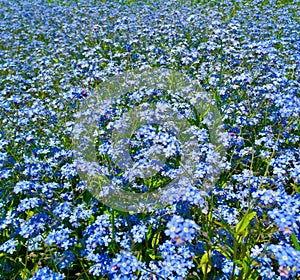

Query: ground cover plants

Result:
[0,0,299,279]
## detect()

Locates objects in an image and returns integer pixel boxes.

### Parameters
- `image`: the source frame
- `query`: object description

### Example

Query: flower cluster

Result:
[165,215,200,244]
[28,267,65,280]
[0,0,299,279]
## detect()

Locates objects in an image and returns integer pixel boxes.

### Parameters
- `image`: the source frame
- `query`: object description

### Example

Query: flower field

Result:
[0,0,299,279]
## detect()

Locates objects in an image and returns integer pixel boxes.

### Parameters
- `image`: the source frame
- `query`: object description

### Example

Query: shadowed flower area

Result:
[0,0,299,279]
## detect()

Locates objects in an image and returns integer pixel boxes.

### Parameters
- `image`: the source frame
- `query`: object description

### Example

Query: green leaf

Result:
[146,226,152,240]
[146,249,157,260]
[20,268,30,280]
[151,232,161,248]
[3,229,9,238]
[235,212,256,235]
[199,251,211,274]
[137,251,143,262]
[241,252,252,275]
[291,233,300,251]
[213,245,233,259]
[213,219,233,233]
[26,210,35,219]
[89,214,95,223]
[149,254,156,260]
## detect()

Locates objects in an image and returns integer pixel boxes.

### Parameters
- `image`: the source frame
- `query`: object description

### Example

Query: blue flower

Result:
[17,197,42,212]
[110,251,141,277]
[269,244,300,277]
[165,215,199,244]
[0,239,18,254]
[28,267,65,280]
[165,215,184,240]
[1,0,300,278]
[88,253,111,276]
[45,226,76,250]
[131,223,147,243]
[273,211,298,235]
[54,250,76,270]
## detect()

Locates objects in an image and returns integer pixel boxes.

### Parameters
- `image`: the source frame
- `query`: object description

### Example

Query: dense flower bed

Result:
[0,0,299,279]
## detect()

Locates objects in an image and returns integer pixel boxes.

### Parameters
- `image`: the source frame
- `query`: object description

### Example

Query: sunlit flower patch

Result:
[0,0,299,279]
